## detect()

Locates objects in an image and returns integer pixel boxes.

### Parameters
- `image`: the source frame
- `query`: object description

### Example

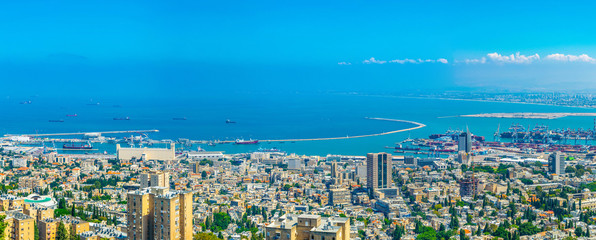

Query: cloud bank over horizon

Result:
[345,52,596,66]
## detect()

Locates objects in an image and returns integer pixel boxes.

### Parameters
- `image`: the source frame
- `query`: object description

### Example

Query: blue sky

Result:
[2,0,596,98]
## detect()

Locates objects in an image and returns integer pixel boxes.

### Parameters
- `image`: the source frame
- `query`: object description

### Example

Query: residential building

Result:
[265,214,350,240]
[127,187,193,240]
[548,151,565,175]
[139,171,169,189]
[4,211,35,240]
[328,188,350,206]
[366,152,392,193]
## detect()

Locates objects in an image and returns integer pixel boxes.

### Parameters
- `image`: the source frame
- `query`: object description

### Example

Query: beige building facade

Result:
[265,214,350,240]
[127,187,193,240]
[117,143,175,161]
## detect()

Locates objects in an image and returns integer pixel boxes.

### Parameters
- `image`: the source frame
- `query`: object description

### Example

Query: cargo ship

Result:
[235,139,258,144]
[49,119,64,122]
[113,117,130,120]
[226,119,236,124]
[66,114,78,117]
[63,142,93,149]
[173,117,187,120]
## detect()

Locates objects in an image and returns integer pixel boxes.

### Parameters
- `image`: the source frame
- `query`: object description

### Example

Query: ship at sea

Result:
[226,119,236,123]
[49,119,64,122]
[113,117,130,120]
[235,139,258,144]
[66,114,78,117]
[172,117,187,120]
[63,142,93,150]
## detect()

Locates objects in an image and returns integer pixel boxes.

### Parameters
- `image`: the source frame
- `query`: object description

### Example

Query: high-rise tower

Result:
[366,152,392,194]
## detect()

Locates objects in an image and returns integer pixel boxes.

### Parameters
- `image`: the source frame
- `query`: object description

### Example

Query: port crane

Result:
[493,124,500,142]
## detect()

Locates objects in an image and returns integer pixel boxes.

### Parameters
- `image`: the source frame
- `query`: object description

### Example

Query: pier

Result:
[258,117,426,142]
[4,118,425,145]
[190,118,425,144]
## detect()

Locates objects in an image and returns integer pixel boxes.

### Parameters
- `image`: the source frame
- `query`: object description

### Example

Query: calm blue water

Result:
[2,93,596,155]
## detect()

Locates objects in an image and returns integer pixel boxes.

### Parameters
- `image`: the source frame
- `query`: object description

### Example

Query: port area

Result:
[2,118,425,147]
[459,112,596,119]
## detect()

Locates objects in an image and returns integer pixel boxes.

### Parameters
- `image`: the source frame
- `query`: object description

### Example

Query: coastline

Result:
[347,93,596,110]
[458,112,596,119]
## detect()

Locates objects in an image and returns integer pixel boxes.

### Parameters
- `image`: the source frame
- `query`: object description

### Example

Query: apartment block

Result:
[127,187,193,240]
[39,219,58,240]
[3,211,35,240]
[18,177,46,190]
[139,171,170,189]
[265,214,350,240]
[23,205,54,222]
[0,195,25,211]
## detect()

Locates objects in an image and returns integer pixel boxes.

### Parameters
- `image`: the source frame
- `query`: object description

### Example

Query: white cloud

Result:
[486,52,540,64]
[389,58,417,64]
[546,53,596,63]
[460,52,596,65]
[461,52,538,64]
[337,62,351,65]
[362,57,386,64]
[360,57,449,65]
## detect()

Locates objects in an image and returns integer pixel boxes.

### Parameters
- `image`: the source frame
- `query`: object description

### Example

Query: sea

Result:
[2,92,596,156]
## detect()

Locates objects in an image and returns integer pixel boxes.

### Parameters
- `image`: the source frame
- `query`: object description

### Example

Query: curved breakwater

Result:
[257,117,426,142]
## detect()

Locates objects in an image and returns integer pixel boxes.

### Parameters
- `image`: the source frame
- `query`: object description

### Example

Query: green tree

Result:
[70,225,80,240]
[34,222,40,240]
[193,233,222,240]
[56,222,68,240]
[0,215,9,240]
[519,222,540,236]
[417,228,437,240]
[575,226,584,237]
[58,198,66,209]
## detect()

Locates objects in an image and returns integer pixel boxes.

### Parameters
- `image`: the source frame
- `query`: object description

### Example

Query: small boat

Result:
[113,117,130,120]
[63,142,92,149]
[49,119,64,122]
[173,117,187,120]
[87,102,100,106]
[66,114,78,117]
[235,139,259,144]
[226,119,236,123]
[20,100,32,104]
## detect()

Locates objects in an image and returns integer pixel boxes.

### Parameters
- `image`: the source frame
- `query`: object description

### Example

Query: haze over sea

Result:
[3,93,596,156]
